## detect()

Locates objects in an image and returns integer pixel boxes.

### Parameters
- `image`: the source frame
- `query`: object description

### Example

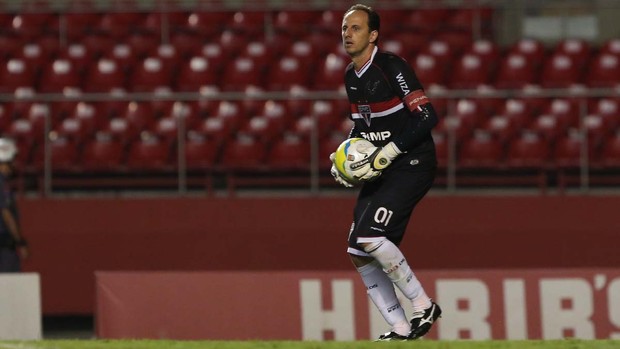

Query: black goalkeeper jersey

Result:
[344,47,437,168]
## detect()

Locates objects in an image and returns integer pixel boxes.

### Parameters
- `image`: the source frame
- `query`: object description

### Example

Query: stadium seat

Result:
[411,54,446,88]
[228,11,266,38]
[0,58,37,93]
[273,10,318,37]
[126,132,172,171]
[401,9,451,35]
[497,98,535,128]
[600,38,620,57]
[286,40,319,67]
[314,10,340,36]
[599,131,620,167]
[494,52,537,88]
[96,12,145,39]
[184,11,232,38]
[480,115,518,144]
[130,56,173,92]
[266,133,311,171]
[184,131,221,171]
[432,131,449,169]
[553,38,591,69]
[221,56,263,91]
[590,98,620,126]
[313,52,348,90]
[81,132,125,172]
[84,57,126,92]
[266,56,310,91]
[39,59,81,93]
[553,130,598,169]
[121,101,156,131]
[540,53,582,88]
[31,135,80,172]
[465,39,501,68]
[419,40,456,69]
[218,29,250,58]
[64,11,100,41]
[586,52,620,88]
[542,98,581,128]
[220,134,266,171]
[126,31,160,60]
[583,113,613,145]
[508,38,546,68]
[449,53,490,89]
[458,131,504,169]
[0,33,22,60]
[6,119,37,153]
[169,31,203,58]
[176,56,220,91]
[11,13,56,39]
[103,117,138,145]
[505,130,550,169]
[529,113,570,144]
[55,43,92,74]
[152,116,179,145]
[197,43,227,73]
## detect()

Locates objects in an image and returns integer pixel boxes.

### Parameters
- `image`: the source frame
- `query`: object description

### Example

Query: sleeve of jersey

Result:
[386,57,439,151]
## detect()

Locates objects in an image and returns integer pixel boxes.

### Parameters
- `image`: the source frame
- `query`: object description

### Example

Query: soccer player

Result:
[329,4,441,341]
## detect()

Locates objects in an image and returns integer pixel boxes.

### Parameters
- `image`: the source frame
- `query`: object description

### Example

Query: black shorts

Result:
[347,153,435,256]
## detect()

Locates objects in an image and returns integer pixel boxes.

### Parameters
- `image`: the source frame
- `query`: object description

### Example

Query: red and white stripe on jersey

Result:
[403,89,430,112]
[350,96,404,120]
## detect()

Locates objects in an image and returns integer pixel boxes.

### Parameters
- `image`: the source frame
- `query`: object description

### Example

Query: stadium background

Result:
[1,0,619,340]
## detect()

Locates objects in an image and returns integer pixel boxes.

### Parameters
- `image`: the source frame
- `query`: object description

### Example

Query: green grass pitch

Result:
[1,340,619,349]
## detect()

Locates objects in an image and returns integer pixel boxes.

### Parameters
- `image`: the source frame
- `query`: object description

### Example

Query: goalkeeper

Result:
[330,4,441,341]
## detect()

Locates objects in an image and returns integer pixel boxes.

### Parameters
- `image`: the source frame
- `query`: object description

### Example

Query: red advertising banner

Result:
[96,269,620,340]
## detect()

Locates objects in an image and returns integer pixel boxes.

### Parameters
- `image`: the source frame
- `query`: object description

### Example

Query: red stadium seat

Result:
[506,130,550,169]
[39,59,81,93]
[184,11,232,38]
[419,40,456,69]
[184,131,221,170]
[220,134,266,171]
[540,53,581,88]
[103,117,138,145]
[266,56,310,91]
[600,38,620,57]
[130,56,173,92]
[553,130,597,169]
[553,38,591,69]
[599,131,620,167]
[465,39,501,68]
[221,56,263,91]
[481,115,518,144]
[126,133,172,171]
[96,12,145,39]
[586,53,620,88]
[55,43,92,74]
[313,52,348,90]
[449,53,490,89]
[529,113,569,144]
[84,58,126,92]
[126,32,160,60]
[0,58,37,93]
[458,131,504,169]
[31,136,80,172]
[508,38,546,67]
[273,10,318,37]
[267,133,311,171]
[497,98,535,128]
[228,11,266,37]
[176,56,220,91]
[121,101,156,131]
[81,132,125,172]
[286,40,319,67]
[542,98,580,128]
[218,29,250,58]
[411,54,446,88]
[64,11,100,40]
[11,13,55,39]
[494,52,537,89]
[401,9,451,35]
[583,113,614,145]
[590,98,620,126]
[319,133,347,171]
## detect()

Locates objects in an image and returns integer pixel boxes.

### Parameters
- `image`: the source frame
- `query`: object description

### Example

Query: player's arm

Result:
[386,56,439,152]
[362,57,439,172]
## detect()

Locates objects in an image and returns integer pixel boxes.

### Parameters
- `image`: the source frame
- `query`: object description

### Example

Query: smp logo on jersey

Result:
[358,105,372,126]
[361,131,392,142]
[395,73,410,95]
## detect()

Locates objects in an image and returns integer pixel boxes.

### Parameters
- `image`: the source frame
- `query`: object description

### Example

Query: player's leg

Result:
[352,167,440,339]
[349,252,410,340]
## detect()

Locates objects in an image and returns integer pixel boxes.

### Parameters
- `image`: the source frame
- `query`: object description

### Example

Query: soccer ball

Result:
[334,138,376,183]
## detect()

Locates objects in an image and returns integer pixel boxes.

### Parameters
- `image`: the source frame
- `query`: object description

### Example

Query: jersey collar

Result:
[354,46,378,78]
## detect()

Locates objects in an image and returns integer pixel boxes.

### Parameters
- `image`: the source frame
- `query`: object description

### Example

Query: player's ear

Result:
[369,30,378,44]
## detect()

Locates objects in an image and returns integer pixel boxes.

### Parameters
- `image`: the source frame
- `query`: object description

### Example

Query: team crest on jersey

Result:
[358,105,372,126]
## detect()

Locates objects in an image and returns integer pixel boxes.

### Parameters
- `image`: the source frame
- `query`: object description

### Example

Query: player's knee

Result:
[358,237,387,254]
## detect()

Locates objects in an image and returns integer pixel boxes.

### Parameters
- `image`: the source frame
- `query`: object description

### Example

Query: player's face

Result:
[342,10,376,58]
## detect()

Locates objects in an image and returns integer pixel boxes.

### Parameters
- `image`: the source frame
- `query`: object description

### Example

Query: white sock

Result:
[365,239,432,313]
[357,260,411,335]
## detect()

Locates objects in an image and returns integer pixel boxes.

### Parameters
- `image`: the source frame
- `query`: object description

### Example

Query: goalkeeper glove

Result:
[366,141,402,170]
[349,141,402,181]
[329,153,354,188]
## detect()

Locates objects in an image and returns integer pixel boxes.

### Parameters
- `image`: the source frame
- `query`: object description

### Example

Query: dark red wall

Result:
[18,195,620,315]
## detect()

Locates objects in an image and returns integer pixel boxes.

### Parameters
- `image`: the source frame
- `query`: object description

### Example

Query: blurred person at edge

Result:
[0,138,29,272]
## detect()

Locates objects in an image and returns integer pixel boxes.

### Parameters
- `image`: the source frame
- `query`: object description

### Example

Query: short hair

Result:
[345,4,381,37]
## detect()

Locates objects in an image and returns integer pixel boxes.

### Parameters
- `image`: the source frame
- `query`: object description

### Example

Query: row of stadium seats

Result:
[0,7,493,41]
[5,96,620,173]
[1,36,620,93]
